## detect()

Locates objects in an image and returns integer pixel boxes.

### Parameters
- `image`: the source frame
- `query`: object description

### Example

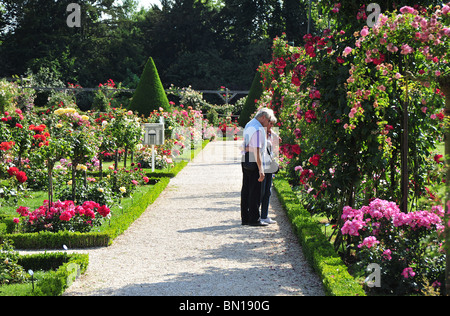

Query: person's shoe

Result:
[249,220,269,227]
[261,217,276,224]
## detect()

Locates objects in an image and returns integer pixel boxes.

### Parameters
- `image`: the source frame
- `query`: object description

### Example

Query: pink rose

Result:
[400,6,415,14]
[343,46,353,57]
[361,26,369,37]
[442,5,450,15]
[400,44,413,55]
[401,267,415,279]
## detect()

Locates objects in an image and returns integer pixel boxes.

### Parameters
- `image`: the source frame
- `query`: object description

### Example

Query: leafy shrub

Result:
[0,240,28,285]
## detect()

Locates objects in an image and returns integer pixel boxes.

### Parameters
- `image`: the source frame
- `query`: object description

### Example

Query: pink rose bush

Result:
[16,200,111,233]
[341,199,445,295]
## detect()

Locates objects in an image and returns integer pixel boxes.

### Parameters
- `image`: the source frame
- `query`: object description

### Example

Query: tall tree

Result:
[283,0,309,44]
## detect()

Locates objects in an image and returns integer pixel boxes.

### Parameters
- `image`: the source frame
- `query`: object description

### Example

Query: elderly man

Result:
[240,108,276,227]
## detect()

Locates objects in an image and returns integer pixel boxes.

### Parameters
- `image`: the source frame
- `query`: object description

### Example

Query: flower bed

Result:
[0,177,170,249]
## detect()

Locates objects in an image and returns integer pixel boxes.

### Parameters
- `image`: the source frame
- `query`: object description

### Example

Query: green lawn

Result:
[0,270,48,296]
[1,191,48,217]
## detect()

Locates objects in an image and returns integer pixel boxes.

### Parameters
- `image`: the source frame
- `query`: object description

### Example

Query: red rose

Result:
[434,154,444,164]
[97,205,111,217]
[59,211,72,222]
[309,154,321,167]
[8,166,19,176]
[0,141,15,151]
[15,171,28,183]
[305,110,317,122]
[291,144,301,155]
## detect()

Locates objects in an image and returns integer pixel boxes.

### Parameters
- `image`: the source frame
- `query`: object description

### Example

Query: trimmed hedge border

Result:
[18,252,89,296]
[272,174,366,296]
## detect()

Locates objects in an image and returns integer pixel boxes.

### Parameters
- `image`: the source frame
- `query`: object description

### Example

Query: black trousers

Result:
[240,163,262,224]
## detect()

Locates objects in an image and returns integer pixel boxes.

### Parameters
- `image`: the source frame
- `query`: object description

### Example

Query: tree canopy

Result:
[0,0,313,91]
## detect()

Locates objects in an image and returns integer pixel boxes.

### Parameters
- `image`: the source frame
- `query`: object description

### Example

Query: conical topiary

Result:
[238,68,264,127]
[129,57,171,116]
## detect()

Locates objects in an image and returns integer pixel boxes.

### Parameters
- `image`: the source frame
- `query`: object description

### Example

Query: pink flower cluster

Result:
[16,200,111,231]
[401,267,416,279]
[358,236,380,249]
[341,199,444,237]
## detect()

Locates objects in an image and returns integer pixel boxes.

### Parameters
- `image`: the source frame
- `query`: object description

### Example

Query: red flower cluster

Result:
[304,110,317,123]
[303,34,330,58]
[280,144,301,159]
[99,79,116,88]
[0,141,15,151]
[16,200,111,233]
[434,154,444,164]
[29,124,46,133]
[300,169,314,185]
[309,154,321,167]
[274,57,287,75]
[7,166,27,183]
[29,124,49,147]
[292,64,307,86]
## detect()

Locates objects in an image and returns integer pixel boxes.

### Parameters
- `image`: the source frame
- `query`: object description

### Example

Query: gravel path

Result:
[63,141,325,296]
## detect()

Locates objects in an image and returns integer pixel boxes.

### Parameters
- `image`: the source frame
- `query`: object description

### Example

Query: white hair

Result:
[255,108,277,123]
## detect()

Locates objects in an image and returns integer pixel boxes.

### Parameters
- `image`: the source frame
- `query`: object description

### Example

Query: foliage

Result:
[257,3,449,295]
[92,79,121,112]
[0,239,28,285]
[19,252,89,296]
[167,84,209,111]
[0,177,170,249]
[0,78,35,113]
[129,57,171,116]
[0,0,321,91]
[0,79,19,113]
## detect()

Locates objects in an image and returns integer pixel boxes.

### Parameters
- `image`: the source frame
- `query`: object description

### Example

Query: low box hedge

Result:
[23,252,88,296]
[272,173,365,296]
[0,252,89,296]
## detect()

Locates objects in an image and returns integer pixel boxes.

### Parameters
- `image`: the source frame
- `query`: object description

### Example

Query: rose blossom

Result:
[358,236,380,249]
[400,44,413,55]
[343,46,353,57]
[400,6,415,14]
[401,267,416,279]
[361,26,369,37]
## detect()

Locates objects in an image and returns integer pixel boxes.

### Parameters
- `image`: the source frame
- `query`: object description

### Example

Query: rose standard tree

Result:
[53,108,100,201]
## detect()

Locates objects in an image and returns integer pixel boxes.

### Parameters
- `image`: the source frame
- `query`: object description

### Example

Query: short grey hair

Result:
[255,107,277,123]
